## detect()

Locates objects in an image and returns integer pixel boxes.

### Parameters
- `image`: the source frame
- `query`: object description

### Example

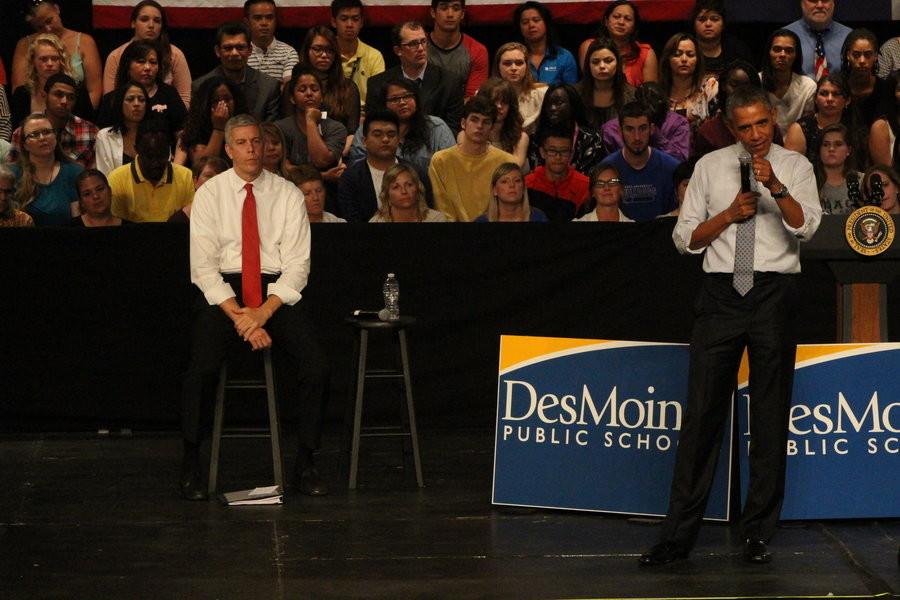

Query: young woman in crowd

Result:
[529,83,604,175]
[12,0,102,110]
[658,33,718,132]
[0,164,34,227]
[760,28,815,135]
[513,1,578,85]
[288,165,346,223]
[842,29,890,131]
[177,77,247,166]
[98,41,187,139]
[475,162,546,222]
[868,71,900,173]
[95,81,147,175]
[473,78,529,169]
[693,60,760,156]
[10,33,92,127]
[493,42,548,134]
[349,79,455,177]
[70,169,129,227]
[102,0,192,107]
[784,74,856,165]
[576,37,635,130]
[275,66,348,181]
[295,26,360,152]
[11,113,83,226]
[574,164,633,222]
[689,0,753,78]
[578,1,657,86]
[260,122,288,178]
[863,164,900,214]
[814,124,862,215]
[370,163,446,222]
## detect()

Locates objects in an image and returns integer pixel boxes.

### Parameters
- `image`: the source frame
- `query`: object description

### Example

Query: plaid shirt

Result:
[7,115,98,168]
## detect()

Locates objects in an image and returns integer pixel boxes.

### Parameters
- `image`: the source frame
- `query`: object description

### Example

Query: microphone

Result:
[352,309,394,321]
[869,173,885,206]
[739,152,753,193]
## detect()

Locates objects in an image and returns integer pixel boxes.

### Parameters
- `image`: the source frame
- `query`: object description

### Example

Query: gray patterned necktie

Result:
[733,170,756,296]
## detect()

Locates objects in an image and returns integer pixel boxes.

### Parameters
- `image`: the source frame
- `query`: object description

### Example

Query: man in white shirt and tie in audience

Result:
[181,113,329,501]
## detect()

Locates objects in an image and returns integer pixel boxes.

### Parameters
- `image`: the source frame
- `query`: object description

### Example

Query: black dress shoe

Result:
[180,448,208,501]
[298,466,329,496]
[638,541,689,566]
[744,538,772,564]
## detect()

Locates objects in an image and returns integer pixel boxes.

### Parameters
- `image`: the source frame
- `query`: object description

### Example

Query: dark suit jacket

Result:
[365,64,465,134]
[192,66,281,123]
[337,157,434,222]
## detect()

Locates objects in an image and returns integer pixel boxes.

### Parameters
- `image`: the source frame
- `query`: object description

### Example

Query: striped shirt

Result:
[248,38,299,82]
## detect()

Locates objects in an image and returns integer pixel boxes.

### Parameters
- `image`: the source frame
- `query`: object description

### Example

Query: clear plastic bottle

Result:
[382,273,400,320]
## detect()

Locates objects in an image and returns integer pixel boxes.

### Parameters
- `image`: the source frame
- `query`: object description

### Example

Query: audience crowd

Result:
[2,0,899,229]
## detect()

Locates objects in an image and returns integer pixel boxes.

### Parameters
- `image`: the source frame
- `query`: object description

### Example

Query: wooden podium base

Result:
[837,283,887,342]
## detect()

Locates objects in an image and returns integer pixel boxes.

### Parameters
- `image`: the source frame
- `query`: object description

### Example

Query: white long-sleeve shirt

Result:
[673,142,822,274]
[190,168,310,306]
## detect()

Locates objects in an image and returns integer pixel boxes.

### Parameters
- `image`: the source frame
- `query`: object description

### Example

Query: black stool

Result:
[346,316,423,489]
[208,347,284,496]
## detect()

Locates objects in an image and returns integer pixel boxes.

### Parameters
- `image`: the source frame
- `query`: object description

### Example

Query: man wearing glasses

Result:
[525,130,590,221]
[192,22,282,122]
[365,21,465,134]
[598,101,679,221]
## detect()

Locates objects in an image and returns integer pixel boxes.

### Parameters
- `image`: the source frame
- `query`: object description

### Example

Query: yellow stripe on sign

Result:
[738,343,875,388]
[499,335,609,373]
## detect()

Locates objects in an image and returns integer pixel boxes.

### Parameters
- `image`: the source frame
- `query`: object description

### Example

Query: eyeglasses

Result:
[386,93,416,104]
[543,147,571,158]
[310,45,335,56]
[24,128,56,141]
[593,178,622,188]
[399,38,428,49]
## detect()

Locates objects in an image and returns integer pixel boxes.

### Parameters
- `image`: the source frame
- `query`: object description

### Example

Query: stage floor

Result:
[1,428,897,599]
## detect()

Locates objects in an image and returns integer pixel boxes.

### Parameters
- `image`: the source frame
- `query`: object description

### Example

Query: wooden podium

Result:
[804,214,900,342]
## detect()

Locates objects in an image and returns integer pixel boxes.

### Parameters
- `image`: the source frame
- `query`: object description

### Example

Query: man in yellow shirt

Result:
[108,120,194,222]
[331,0,385,111]
[428,95,516,221]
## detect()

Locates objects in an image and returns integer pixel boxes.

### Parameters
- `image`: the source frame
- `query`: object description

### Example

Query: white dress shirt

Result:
[190,168,310,306]
[673,142,822,274]
[95,127,125,176]
[762,72,816,135]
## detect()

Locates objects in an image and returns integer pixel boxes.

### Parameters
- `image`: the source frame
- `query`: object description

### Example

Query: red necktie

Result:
[241,182,263,308]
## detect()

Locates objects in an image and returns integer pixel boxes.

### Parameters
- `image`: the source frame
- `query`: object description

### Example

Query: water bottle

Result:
[382,273,400,321]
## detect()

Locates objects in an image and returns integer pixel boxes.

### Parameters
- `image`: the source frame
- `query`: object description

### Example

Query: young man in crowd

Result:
[365,21,466,134]
[245,0,299,85]
[427,0,488,101]
[525,130,590,221]
[331,0,385,111]
[429,95,516,221]
[599,102,680,222]
[192,22,282,122]
[108,119,193,222]
[338,110,402,222]
[8,74,97,168]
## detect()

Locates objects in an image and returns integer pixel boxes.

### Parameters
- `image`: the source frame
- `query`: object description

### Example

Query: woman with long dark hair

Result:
[513,1,577,85]
[95,80,147,175]
[474,78,529,168]
[841,28,890,130]
[689,0,753,78]
[177,77,248,166]
[784,74,857,165]
[813,123,862,214]
[101,0,192,107]
[760,28,815,135]
[659,32,718,132]
[577,1,657,86]
[868,70,900,172]
[576,37,635,130]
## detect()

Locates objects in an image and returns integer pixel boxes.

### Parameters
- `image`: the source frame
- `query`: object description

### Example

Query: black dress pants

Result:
[660,272,798,547]
[181,275,329,453]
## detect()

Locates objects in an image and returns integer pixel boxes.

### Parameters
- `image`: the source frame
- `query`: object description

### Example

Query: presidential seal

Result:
[845,206,895,256]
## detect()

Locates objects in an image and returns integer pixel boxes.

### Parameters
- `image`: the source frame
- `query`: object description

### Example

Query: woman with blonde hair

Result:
[370,163,446,222]
[494,42,548,134]
[476,162,547,222]
[10,33,92,126]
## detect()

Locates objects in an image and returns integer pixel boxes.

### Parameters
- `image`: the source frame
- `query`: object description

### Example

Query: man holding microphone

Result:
[640,85,822,566]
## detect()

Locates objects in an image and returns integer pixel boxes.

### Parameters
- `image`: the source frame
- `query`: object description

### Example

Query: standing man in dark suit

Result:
[364,21,465,134]
[192,22,282,123]
[639,86,821,566]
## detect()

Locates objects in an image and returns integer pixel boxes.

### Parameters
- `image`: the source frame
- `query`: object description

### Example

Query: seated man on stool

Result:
[181,113,329,501]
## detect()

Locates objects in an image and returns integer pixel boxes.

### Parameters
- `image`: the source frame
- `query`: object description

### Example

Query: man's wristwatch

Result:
[770,182,789,199]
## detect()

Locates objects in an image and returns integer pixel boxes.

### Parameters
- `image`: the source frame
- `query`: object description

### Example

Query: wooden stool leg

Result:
[208,362,227,496]
[349,330,368,489]
[398,330,424,487]
[263,349,284,490]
